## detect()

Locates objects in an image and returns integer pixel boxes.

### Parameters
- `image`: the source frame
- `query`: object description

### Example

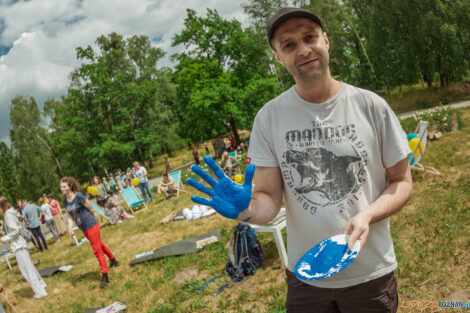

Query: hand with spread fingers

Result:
[187,156,255,219]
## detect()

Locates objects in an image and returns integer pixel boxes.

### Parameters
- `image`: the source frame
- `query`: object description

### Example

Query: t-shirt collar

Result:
[290,82,346,110]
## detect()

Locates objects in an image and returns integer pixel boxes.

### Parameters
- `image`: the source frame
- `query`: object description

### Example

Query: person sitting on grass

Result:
[220,151,239,177]
[104,190,133,225]
[158,172,177,199]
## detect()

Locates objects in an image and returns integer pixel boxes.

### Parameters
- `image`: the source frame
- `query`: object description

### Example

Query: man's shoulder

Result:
[254,87,293,120]
[344,83,387,106]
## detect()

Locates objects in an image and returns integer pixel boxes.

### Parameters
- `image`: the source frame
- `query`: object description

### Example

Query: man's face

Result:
[271,18,329,84]
[223,152,228,159]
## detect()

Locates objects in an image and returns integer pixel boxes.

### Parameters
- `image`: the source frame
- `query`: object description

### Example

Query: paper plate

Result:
[294,234,360,280]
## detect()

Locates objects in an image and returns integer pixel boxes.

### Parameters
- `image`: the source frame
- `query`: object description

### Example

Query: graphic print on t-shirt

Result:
[65,202,82,227]
[280,120,368,215]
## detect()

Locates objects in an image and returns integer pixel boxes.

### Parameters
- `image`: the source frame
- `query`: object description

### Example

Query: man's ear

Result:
[323,32,329,50]
[272,50,284,66]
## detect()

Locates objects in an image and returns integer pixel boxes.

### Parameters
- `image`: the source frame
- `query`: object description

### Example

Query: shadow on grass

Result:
[13,286,34,298]
[69,271,101,287]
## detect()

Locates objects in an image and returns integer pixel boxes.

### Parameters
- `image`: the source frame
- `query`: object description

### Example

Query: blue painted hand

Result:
[187,156,255,219]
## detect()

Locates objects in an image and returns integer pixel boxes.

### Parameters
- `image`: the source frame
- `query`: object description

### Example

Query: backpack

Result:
[198,223,263,295]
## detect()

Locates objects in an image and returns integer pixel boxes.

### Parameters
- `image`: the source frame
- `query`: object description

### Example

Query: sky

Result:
[0,0,251,144]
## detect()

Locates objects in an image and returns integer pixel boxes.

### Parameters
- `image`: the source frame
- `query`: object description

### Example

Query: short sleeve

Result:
[248,110,278,167]
[76,192,86,206]
[376,100,411,169]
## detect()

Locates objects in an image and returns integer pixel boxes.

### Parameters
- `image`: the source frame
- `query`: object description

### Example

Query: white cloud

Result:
[0,0,251,143]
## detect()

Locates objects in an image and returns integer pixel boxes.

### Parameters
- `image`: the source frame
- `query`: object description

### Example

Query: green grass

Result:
[1,109,469,313]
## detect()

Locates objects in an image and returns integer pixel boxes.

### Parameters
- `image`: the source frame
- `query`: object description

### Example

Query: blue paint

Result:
[295,234,360,280]
[187,156,255,219]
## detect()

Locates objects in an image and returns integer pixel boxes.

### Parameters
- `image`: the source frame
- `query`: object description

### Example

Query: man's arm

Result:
[237,166,284,225]
[345,158,413,249]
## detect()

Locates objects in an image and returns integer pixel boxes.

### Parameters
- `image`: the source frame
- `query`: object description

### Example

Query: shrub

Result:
[400,104,458,134]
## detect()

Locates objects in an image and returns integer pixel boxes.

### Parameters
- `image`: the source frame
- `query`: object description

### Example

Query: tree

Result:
[49,32,182,178]
[9,95,60,199]
[0,142,19,204]
[348,0,470,88]
[172,9,279,144]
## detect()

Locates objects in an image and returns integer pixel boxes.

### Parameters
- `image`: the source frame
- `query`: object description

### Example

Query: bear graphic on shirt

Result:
[286,148,362,202]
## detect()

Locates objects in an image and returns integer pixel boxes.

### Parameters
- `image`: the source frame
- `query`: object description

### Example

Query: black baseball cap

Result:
[266,7,323,48]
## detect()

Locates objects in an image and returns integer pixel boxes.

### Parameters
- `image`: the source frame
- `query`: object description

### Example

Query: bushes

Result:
[400,105,460,134]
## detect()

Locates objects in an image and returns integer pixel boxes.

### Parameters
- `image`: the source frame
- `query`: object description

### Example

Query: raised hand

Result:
[187,156,255,219]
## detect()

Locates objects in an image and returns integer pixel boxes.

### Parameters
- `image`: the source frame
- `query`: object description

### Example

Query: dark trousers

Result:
[29,226,48,252]
[286,270,398,313]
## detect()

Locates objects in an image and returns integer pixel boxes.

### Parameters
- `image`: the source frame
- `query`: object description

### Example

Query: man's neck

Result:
[294,74,342,104]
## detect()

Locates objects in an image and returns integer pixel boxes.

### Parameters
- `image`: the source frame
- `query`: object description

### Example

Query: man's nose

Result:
[297,42,310,57]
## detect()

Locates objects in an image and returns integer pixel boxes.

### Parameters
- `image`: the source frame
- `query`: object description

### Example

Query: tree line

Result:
[0,0,468,203]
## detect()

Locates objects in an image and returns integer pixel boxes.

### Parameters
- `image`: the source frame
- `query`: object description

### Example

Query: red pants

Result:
[84,224,114,274]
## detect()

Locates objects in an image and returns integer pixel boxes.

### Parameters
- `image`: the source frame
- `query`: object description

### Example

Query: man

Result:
[157,172,178,200]
[18,200,48,252]
[220,151,240,177]
[188,7,412,313]
[134,161,154,203]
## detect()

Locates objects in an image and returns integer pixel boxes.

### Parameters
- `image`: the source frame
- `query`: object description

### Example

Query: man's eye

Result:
[284,42,294,50]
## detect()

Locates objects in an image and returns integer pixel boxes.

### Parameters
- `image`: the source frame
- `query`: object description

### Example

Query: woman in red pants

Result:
[60,176,119,288]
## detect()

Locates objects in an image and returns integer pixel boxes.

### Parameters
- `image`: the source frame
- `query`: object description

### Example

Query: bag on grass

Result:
[198,223,263,295]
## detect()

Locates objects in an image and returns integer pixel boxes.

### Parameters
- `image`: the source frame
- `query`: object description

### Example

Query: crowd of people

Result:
[0,194,68,299]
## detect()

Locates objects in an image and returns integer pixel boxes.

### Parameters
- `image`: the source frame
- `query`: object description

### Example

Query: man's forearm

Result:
[237,191,282,225]
[362,178,412,224]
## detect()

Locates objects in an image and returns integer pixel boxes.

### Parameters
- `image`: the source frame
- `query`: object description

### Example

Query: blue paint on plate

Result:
[294,234,360,280]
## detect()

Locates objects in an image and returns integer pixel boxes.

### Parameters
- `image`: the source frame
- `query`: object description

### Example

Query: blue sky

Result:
[0,0,251,144]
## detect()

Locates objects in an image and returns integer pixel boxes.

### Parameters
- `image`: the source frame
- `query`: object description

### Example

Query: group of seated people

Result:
[89,176,133,225]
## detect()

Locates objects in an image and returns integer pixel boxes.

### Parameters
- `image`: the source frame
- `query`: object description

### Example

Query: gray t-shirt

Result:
[63,192,97,233]
[22,203,43,229]
[248,83,410,288]
[41,203,53,221]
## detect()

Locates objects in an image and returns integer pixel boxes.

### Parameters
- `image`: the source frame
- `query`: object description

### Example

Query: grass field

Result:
[1,109,469,313]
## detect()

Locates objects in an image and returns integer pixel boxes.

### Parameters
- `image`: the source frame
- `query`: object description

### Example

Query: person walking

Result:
[192,146,201,165]
[60,176,119,288]
[133,161,154,203]
[1,197,47,299]
[47,194,67,236]
[17,200,48,252]
[39,198,60,244]
[39,197,60,243]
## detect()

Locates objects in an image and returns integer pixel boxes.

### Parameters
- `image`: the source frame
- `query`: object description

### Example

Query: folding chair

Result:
[121,187,148,213]
[409,121,441,175]
[248,208,287,267]
[168,170,186,198]
[90,201,110,225]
